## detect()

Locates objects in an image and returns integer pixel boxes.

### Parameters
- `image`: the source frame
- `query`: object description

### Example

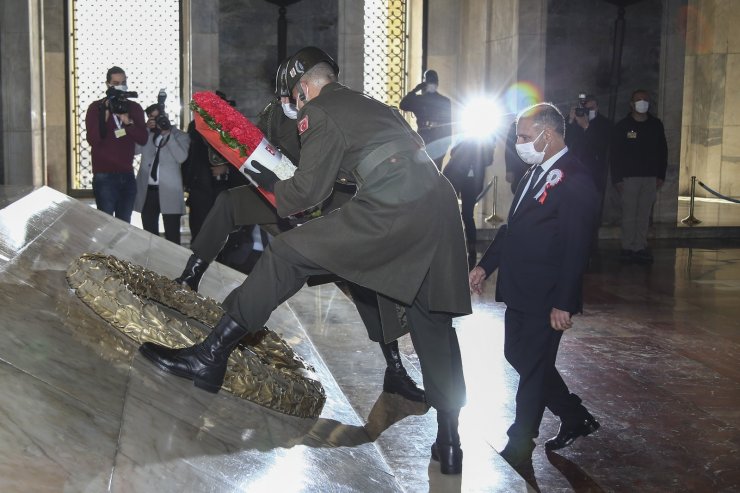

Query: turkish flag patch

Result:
[298,116,309,134]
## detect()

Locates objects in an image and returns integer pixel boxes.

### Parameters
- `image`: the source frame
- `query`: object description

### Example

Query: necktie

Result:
[525,165,543,196]
[513,165,543,214]
[150,135,168,180]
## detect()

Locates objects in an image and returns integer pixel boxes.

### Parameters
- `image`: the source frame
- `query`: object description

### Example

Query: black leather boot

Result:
[175,254,209,292]
[431,409,463,474]
[139,313,249,393]
[381,340,426,403]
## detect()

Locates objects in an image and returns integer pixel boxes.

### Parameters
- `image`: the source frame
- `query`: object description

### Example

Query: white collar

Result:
[533,146,568,186]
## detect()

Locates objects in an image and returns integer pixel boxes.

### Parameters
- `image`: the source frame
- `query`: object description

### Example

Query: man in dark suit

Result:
[469,103,601,468]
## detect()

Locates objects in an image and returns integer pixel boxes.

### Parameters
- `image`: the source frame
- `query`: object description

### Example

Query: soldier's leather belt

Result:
[352,138,422,185]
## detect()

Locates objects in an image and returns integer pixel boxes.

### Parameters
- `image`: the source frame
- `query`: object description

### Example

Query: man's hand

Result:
[119,113,132,126]
[656,178,664,190]
[414,82,427,93]
[550,308,572,331]
[244,160,279,192]
[469,266,486,295]
[615,181,624,194]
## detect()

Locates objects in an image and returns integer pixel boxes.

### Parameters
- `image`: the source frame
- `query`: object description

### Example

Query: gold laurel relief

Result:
[66,253,326,418]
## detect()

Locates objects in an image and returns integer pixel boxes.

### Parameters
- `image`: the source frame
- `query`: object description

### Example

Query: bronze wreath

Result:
[66,253,326,418]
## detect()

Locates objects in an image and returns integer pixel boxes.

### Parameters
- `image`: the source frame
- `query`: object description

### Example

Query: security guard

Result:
[175,59,426,403]
[140,47,471,475]
[399,69,452,170]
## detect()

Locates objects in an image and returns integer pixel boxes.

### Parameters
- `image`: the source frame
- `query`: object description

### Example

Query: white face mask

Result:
[588,109,597,121]
[425,83,438,93]
[634,100,649,114]
[515,130,547,165]
[281,101,298,120]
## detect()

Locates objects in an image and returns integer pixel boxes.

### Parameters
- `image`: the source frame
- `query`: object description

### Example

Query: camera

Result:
[574,93,587,117]
[155,88,172,131]
[106,86,138,114]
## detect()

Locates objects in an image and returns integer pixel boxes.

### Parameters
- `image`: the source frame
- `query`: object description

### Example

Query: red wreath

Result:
[190,91,277,206]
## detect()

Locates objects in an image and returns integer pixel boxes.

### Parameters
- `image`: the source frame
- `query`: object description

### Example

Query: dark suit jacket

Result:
[478,151,599,315]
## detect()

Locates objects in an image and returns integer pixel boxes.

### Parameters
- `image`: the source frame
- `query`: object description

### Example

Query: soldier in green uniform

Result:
[175,59,425,403]
[140,47,471,475]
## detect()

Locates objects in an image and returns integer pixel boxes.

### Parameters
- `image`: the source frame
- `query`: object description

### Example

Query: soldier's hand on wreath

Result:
[245,160,279,192]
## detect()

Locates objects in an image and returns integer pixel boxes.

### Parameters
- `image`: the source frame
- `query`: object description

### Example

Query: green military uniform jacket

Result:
[274,83,472,334]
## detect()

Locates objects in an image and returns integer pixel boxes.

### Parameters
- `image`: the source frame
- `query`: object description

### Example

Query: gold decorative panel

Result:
[363,0,408,106]
[68,0,182,190]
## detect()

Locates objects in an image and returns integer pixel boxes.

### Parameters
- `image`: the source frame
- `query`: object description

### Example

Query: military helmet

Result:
[275,58,291,98]
[423,69,439,85]
[285,47,339,93]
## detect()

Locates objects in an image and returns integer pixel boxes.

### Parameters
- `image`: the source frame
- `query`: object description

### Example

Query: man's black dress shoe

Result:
[544,414,600,451]
[500,440,535,468]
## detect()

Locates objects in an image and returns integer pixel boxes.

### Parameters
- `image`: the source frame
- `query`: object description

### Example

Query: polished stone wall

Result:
[43,0,67,192]
[218,0,338,121]
[1,1,34,186]
[681,0,740,201]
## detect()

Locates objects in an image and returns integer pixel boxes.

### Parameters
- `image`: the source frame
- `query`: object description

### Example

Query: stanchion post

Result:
[681,175,702,225]
[485,176,503,224]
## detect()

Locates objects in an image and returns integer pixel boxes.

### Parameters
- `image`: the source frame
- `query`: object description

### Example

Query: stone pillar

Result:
[655,0,687,224]
[43,0,67,191]
[1,1,36,186]
[337,0,364,91]
[680,0,740,201]
[191,0,220,97]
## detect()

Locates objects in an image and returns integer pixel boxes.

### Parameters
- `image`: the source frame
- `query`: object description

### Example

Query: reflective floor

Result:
[1,186,739,492]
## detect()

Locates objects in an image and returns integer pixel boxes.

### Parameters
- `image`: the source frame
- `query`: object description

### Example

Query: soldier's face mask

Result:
[282,101,298,119]
[281,103,298,120]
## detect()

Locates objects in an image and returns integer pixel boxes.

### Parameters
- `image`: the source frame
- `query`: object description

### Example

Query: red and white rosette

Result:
[535,168,564,204]
[191,91,296,207]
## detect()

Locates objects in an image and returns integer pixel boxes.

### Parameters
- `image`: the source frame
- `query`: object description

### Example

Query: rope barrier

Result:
[698,180,740,204]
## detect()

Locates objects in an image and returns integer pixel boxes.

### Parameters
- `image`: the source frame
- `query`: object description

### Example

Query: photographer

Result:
[565,94,612,198]
[133,99,190,244]
[85,66,148,223]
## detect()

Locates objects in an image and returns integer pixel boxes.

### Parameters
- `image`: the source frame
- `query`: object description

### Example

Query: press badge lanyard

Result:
[113,114,126,138]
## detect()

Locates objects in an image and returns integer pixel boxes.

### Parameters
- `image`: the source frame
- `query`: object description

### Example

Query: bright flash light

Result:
[460,97,504,140]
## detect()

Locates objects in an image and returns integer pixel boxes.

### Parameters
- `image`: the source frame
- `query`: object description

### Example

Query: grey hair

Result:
[302,62,338,87]
[517,102,566,137]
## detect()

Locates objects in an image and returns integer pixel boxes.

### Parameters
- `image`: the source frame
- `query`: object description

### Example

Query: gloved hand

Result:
[414,82,427,93]
[244,160,279,192]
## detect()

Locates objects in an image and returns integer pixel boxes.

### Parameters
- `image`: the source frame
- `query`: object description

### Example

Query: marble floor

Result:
[1,186,739,492]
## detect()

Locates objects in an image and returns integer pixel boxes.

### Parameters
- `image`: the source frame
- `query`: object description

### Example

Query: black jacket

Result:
[478,151,599,315]
[565,113,611,192]
[610,113,668,183]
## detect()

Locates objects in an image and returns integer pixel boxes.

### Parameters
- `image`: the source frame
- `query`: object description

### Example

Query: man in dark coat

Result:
[443,135,495,269]
[610,89,668,264]
[469,103,601,468]
[140,47,470,475]
[399,69,452,170]
[181,91,250,242]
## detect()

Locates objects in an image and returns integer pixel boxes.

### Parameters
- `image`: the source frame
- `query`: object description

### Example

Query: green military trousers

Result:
[222,235,467,412]
[189,185,287,263]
